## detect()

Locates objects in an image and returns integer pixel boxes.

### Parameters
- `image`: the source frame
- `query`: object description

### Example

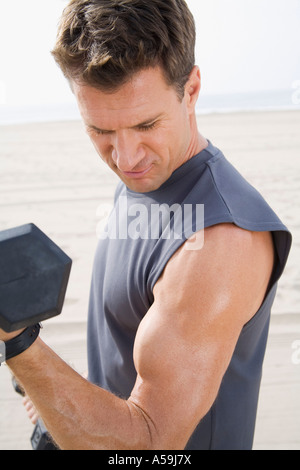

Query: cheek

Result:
[90,137,113,162]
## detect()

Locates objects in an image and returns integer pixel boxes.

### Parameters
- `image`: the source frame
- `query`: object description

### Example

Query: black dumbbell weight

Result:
[0,223,71,448]
[0,223,72,333]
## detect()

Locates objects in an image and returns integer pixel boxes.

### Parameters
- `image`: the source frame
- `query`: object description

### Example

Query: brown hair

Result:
[51,0,196,98]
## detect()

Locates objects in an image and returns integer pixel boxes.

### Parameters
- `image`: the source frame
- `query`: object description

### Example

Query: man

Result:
[0,0,291,450]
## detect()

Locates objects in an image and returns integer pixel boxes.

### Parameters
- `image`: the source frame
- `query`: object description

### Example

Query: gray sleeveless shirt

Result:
[87,141,291,450]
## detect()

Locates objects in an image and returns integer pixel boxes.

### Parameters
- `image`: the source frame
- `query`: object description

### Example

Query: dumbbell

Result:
[0,223,72,333]
[0,223,72,449]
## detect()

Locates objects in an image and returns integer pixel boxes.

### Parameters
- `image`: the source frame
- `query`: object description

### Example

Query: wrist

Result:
[0,328,26,342]
[0,324,41,365]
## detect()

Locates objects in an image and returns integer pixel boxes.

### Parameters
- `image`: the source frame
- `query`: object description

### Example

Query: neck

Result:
[185,114,208,162]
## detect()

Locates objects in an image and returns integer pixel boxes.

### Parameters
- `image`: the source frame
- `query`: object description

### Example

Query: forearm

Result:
[6,338,153,450]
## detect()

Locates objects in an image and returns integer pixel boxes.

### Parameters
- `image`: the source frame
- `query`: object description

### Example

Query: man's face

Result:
[72,66,199,193]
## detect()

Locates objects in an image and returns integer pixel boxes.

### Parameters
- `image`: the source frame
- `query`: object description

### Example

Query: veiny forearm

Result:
[7,338,153,450]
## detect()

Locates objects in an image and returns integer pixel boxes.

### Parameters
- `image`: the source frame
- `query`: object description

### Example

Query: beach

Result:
[0,110,299,450]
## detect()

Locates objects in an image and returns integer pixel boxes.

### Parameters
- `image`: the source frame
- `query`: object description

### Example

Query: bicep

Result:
[129,302,241,450]
[128,225,274,449]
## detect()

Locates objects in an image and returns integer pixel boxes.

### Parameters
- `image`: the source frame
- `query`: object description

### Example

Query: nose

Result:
[111,130,146,172]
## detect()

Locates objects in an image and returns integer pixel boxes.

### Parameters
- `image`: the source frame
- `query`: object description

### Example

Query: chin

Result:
[125,178,163,193]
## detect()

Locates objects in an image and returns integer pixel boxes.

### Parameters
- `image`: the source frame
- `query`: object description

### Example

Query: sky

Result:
[0,0,299,106]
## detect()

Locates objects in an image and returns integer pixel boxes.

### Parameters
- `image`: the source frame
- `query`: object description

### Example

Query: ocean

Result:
[0,89,300,126]
[197,89,300,115]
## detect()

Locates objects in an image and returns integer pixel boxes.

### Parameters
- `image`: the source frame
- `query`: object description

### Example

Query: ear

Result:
[184,66,201,114]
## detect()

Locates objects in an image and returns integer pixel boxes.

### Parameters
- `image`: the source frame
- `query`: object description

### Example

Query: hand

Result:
[23,395,39,425]
[0,328,25,342]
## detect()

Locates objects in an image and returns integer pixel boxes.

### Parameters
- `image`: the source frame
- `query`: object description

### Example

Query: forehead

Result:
[72,67,179,128]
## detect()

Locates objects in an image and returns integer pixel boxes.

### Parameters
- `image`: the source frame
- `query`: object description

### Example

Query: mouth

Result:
[121,165,153,180]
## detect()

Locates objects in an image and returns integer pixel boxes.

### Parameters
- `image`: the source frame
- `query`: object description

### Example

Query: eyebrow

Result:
[86,113,165,133]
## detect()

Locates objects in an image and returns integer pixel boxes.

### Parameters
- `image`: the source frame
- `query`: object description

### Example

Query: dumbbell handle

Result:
[12,376,25,397]
[31,419,59,451]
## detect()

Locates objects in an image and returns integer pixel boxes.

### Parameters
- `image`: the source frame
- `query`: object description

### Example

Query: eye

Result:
[87,127,113,137]
[97,128,113,136]
[138,122,157,132]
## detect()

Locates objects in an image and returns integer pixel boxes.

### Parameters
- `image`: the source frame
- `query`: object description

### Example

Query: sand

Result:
[0,110,299,450]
